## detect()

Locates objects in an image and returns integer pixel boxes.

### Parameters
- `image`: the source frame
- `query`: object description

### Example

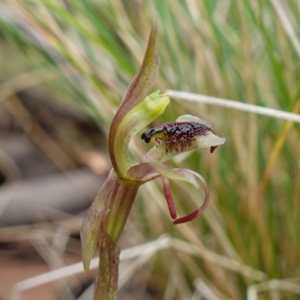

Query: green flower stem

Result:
[106,179,141,242]
[95,234,120,300]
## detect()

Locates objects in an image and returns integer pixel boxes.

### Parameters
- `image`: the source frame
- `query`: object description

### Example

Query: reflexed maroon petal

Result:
[141,164,211,225]
[163,177,177,219]
[173,209,200,224]
[173,170,210,225]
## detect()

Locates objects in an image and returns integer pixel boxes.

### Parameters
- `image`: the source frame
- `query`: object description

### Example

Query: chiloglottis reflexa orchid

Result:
[80,26,226,300]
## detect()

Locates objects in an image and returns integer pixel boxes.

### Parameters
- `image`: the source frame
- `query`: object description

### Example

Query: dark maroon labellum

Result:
[142,122,212,152]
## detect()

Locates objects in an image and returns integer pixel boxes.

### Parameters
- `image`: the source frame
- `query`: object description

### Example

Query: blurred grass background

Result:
[0,0,300,299]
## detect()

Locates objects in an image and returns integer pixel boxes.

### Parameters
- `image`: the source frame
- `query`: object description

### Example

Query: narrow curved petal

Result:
[151,163,210,224]
[163,176,177,219]
[109,26,159,176]
[173,168,209,224]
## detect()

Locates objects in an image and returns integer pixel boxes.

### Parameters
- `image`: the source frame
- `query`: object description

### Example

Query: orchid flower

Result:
[80,26,226,300]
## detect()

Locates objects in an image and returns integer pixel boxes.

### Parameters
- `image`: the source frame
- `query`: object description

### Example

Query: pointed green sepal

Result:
[109,26,159,176]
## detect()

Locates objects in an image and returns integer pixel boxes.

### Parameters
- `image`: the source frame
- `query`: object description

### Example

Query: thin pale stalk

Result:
[167,90,300,123]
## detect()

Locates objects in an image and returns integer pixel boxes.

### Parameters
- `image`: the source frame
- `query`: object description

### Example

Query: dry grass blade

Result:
[193,279,221,300]
[247,278,300,300]
[10,236,171,300]
[269,0,300,59]
[167,90,300,123]
[11,235,267,299]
